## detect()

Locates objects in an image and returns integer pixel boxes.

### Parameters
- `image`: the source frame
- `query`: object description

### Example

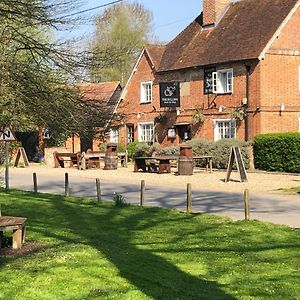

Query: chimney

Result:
[203,0,232,26]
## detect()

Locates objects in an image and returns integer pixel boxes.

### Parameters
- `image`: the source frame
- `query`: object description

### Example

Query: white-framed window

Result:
[138,122,154,143]
[140,81,152,103]
[109,128,119,143]
[212,69,233,94]
[213,119,236,141]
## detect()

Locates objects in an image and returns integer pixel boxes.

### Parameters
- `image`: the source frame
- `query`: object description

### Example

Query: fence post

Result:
[33,173,38,193]
[187,183,192,213]
[96,178,101,202]
[140,180,145,206]
[244,189,250,220]
[64,173,69,197]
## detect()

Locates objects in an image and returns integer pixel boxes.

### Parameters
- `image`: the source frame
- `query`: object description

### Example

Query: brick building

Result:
[64,81,122,152]
[114,0,300,146]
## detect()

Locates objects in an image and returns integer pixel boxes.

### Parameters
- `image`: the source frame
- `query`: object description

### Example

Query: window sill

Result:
[140,101,152,104]
[214,92,233,95]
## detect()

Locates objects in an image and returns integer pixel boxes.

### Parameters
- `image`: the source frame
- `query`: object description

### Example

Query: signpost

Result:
[0,125,17,190]
[159,82,180,107]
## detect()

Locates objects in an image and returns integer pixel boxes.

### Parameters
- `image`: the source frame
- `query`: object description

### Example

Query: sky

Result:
[72,0,202,43]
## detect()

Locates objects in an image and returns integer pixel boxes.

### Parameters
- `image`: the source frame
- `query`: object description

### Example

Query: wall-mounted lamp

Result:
[280,103,285,112]
[176,108,184,116]
[218,105,226,113]
[137,112,144,119]
[242,98,248,106]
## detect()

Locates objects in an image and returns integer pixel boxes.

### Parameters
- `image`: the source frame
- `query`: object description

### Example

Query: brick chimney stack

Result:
[203,0,232,26]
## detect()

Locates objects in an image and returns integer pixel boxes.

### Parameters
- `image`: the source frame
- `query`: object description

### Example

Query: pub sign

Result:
[159,82,180,107]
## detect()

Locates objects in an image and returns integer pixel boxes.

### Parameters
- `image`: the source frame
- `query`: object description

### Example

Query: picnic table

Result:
[0,216,27,249]
[79,150,128,170]
[53,151,81,168]
[134,155,213,174]
[134,156,178,174]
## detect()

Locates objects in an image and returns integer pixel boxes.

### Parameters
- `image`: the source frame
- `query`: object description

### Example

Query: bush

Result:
[99,142,126,153]
[159,138,251,169]
[112,193,127,207]
[253,132,300,173]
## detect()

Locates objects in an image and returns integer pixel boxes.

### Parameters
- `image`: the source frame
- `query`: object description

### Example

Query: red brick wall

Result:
[256,6,300,134]
[118,51,258,145]
[203,0,232,26]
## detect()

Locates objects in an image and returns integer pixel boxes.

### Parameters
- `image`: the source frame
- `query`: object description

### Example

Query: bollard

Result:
[33,173,38,193]
[96,178,101,202]
[64,173,69,197]
[244,189,250,220]
[140,180,145,207]
[187,183,192,213]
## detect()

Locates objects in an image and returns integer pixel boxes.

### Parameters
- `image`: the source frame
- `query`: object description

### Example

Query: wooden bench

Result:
[134,156,178,174]
[53,151,81,168]
[193,156,213,172]
[0,216,27,249]
[79,150,128,170]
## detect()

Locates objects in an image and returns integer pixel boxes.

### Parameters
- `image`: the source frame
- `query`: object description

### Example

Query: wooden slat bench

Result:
[78,150,128,170]
[0,216,27,249]
[53,151,81,168]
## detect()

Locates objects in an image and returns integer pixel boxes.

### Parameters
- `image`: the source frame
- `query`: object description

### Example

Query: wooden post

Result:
[33,173,38,193]
[64,173,69,197]
[140,180,145,206]
[187,183,192,213]
[96,178,101,202]
[244,189,250,220]
[5,142,9,190]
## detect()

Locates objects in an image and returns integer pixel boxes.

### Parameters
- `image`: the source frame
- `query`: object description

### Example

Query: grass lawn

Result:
[278,186,300,195]
[0,189,299,300]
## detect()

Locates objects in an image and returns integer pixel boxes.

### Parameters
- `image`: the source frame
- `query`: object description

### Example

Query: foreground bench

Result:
[0,216,27,249]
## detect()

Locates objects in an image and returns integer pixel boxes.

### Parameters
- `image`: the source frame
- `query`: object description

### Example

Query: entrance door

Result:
[177,125,191,143]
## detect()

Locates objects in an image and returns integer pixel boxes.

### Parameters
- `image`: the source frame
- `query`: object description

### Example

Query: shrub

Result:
[159,138,251,169]
[112,193,127,207]
[212,139,251,169]
[253,132,300,173]
[99,142,126,153]
[158,146,179,156]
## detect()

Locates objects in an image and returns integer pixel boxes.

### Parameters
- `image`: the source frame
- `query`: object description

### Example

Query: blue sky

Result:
[72,0,202,43]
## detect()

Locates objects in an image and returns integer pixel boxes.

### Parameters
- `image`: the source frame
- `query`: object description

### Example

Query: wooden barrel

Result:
[104,154,118,170]
[178,157,193,175]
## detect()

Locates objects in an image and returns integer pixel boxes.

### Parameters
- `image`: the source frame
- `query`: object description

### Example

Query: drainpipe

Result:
[245,64,251,141]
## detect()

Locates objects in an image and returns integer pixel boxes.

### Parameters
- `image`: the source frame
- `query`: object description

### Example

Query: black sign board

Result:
[204,67,216,94]
[160,82,180,107]
[225,146,248,182]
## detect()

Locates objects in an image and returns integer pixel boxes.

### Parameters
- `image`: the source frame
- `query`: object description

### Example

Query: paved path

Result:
[8,171,300,228]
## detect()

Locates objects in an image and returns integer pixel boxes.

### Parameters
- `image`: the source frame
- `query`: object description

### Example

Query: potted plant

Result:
[192,108,206,124]
[154,113,167,124]
[232,106,246,121]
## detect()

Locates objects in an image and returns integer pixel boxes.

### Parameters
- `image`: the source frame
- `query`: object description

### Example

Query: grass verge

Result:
[0,189,299,300]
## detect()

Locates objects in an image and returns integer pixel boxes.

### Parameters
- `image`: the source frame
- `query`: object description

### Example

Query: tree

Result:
[90,2,153,84]
[0,0,114,144]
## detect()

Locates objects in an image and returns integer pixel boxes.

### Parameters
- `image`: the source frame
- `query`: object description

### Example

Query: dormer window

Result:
[141,81,152,103]
[212,69,233,94]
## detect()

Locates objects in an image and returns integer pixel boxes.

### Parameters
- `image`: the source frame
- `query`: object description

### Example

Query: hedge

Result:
[253,132,300,173]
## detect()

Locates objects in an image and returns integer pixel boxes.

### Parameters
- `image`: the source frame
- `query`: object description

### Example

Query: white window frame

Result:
[213,119,236,141]
[212,69,233,94]
[109,128,119,143]
[140,81,153,103]
[138,122,154,143]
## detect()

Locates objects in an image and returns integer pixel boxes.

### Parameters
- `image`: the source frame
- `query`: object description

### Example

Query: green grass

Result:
[279,186,300,195]
[0,189,299,300]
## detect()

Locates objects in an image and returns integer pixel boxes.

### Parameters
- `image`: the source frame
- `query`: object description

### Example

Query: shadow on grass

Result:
[48,199,236,299]
[0,188,235,300]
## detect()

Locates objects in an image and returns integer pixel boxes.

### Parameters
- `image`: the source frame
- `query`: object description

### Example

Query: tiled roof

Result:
[144,44,166,70]
[78,82,121,103]
[158,0,299,71]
